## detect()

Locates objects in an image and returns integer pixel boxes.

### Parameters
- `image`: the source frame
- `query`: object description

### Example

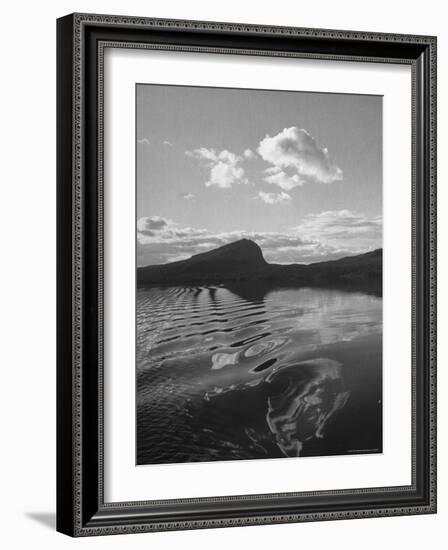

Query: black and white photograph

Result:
[52,8,438,539]
[136,84,383,465]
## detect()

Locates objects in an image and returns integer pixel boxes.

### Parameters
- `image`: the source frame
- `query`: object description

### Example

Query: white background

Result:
[0,0,446,549]
[105,50,412,501]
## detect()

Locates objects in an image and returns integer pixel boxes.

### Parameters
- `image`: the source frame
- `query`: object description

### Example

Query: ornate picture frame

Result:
[57,13,436,536]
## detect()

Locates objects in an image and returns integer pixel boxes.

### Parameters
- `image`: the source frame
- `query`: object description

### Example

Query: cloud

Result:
[137,210,381,266]
[137,216,170,234]
[137,216,208,246]
[182,193,195,201]
[258,127,343,186]
[263,166,303,191]
[295,210,382,238]
[137,137,151,145]
[243,148,257,160]
[185,148,248,188]
[163,140,173,146]
[258,191,292,204]
[293,210,382,257]
[186,147,216,162]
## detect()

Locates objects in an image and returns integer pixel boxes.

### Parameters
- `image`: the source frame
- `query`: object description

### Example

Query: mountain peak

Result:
[137,238,267,285]
[137,239,382,292]
[188,238,267,265]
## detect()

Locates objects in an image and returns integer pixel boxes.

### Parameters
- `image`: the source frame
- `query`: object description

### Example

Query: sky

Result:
[136,84,382,266]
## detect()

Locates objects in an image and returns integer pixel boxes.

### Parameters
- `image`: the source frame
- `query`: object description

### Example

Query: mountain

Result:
[137,239,382,291]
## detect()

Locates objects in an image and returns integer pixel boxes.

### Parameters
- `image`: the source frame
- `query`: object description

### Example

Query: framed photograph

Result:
[56,13,437,536]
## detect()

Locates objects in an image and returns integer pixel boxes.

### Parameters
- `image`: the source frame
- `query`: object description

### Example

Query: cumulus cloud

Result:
[185,147,248,188]
[163,140,173,146]
[258,127,343,186]
[137,137,151,145]
[263,166,303,191]
[182,193,195,201]
[137,210,381,266]
[258,191,292,204]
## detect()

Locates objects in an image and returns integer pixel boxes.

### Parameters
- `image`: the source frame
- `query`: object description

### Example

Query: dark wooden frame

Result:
[57,13,437,537]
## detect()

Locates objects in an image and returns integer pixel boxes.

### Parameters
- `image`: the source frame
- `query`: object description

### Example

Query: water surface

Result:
[136,284,382,465]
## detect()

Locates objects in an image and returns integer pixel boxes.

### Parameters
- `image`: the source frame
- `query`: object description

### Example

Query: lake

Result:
[136,284,382,465]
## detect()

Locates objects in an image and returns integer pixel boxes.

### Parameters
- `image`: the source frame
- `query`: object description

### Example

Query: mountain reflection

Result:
[137,284,382,465]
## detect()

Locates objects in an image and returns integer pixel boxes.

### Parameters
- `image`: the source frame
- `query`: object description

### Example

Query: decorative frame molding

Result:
[57,13,437,537]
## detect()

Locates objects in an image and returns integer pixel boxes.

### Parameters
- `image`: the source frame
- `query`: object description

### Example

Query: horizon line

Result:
[137,238,382,270]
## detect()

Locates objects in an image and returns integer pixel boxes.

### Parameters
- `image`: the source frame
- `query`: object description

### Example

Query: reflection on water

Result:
[137,284,382,465]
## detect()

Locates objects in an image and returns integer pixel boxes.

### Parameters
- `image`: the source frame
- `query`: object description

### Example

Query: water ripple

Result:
[136,284,382,465]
